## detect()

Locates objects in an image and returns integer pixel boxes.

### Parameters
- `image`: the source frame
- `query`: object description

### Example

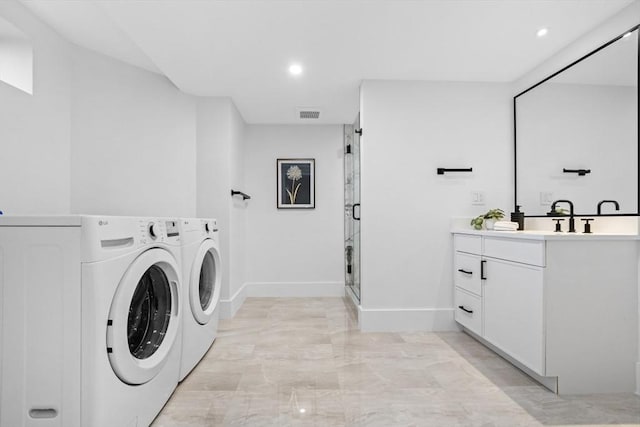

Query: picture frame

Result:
[277,158,315,209]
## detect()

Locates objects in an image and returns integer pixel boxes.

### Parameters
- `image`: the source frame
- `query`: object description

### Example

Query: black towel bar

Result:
[437,168,473,175]
[563,168,591,176]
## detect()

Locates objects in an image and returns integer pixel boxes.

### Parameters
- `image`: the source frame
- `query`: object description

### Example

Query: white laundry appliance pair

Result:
[177,218,222,381]
[0,216,183,427]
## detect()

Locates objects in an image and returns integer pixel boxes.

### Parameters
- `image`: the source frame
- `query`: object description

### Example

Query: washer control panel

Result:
[148,222,159,239]
[203,219,218,234]
[165,220,179,238]
[137,219,181,245]
[83,216,182,262]
[139,220,161,244]
[138,220,167,244]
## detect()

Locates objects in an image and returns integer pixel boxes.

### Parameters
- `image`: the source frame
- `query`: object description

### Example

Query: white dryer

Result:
[178,218,221,381]
[0,215,183,427]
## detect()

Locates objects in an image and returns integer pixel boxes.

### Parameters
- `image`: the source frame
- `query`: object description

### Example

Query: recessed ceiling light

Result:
[299,408,306,414]
[536,28,548,38]
[289,63,303,76]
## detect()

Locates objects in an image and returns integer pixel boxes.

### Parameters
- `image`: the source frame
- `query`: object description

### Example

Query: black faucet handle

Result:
[580,218,594,234]
[553,218,565,232]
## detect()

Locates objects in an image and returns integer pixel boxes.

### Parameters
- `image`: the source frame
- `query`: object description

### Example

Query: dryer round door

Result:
[189,239,221,325]
[107,248,181,385]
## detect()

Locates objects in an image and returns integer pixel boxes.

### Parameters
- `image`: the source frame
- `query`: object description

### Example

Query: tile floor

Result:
[153,297,640,426]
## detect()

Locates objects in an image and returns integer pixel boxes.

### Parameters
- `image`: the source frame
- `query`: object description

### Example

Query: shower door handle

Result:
[352,203,361,220]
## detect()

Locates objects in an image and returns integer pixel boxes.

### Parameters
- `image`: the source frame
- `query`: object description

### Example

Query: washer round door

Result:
[189,239,221,325]
[107,248,181,385]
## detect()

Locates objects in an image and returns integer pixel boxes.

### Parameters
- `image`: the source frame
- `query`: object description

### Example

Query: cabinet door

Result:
[483,258,545,375]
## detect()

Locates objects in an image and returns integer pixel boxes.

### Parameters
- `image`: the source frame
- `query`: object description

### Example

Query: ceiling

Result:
[20,0,636,124]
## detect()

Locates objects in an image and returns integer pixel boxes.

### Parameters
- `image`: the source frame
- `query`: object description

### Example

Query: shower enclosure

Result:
[344,115,361,302]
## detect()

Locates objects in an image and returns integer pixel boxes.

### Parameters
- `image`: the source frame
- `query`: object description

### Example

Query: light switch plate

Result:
[471,191,485,206]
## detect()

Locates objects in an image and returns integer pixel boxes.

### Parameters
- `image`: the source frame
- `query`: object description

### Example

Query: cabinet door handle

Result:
[480,260,487,280]
[458,305,473,314]
[457,268,473,275]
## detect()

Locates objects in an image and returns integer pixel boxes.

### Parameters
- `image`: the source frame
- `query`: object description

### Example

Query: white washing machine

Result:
[178,218,221,381]
[0,215,183,427]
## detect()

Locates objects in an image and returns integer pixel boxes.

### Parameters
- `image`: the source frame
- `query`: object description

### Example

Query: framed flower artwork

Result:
[277,158,315,209]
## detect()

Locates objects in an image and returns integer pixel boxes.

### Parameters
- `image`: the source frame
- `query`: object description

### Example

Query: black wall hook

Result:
[231,190,251,200]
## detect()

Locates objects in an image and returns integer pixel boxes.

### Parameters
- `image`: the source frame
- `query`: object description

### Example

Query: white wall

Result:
[0,0,199,218]
[359,80,512,331]
[244,125,344,296]
[0,0,72,214]
[196,98,247,317]
[70,48,197,217]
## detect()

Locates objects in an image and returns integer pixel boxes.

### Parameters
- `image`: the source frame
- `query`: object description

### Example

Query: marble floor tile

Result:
[153,391,235,427]
[179,369,244,392]
[253,343,334,361]
[153,297,640,426]
[205,343,256,361]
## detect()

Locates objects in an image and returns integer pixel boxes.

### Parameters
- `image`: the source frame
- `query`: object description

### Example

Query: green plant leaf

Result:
[470,216,484,229]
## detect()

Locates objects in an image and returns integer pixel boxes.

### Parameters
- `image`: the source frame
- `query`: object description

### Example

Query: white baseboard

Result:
[219,283,247,319]
[245,281,345,297]
[636,362,640,396]
[359,307,457,332]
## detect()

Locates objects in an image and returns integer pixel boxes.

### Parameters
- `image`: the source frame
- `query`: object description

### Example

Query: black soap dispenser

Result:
[511,205,524,230]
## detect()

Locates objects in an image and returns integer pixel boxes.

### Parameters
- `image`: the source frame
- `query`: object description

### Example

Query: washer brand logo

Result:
[98,220,109,226]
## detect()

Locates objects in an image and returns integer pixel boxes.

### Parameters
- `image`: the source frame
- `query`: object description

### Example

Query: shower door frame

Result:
[344,115,361,302]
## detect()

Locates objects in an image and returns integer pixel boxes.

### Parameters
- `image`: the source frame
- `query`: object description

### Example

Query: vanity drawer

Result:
[454,287,482,336]
[454,234,481,255]
[483,237,545,267]
[454,252,481,296]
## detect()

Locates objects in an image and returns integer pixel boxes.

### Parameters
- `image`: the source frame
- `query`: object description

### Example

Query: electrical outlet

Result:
[540,191,554,206]
[471,191,485,206]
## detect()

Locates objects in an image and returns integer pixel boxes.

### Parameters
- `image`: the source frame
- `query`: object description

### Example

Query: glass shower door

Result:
[344,115,361,302]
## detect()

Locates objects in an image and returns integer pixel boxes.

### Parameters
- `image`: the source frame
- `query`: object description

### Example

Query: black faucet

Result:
[551,200,576,232]
[597,200,620,215]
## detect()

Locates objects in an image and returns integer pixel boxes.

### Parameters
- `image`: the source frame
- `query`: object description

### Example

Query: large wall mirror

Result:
[515,26,638,216]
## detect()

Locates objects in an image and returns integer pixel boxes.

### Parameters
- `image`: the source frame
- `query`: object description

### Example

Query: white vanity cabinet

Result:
[453,231,638,394]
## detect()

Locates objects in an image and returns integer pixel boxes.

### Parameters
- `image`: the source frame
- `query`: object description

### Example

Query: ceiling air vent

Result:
[296,108,321,120]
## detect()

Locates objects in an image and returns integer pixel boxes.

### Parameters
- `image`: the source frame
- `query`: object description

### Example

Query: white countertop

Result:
[0,215,84,226]
[451,228,640,241]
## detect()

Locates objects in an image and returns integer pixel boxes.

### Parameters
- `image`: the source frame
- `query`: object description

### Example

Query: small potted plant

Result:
[546,207,569,216]
[471,208,505,230]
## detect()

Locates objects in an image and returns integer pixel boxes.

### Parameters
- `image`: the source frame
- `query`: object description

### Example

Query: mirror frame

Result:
[514,24,640,217]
